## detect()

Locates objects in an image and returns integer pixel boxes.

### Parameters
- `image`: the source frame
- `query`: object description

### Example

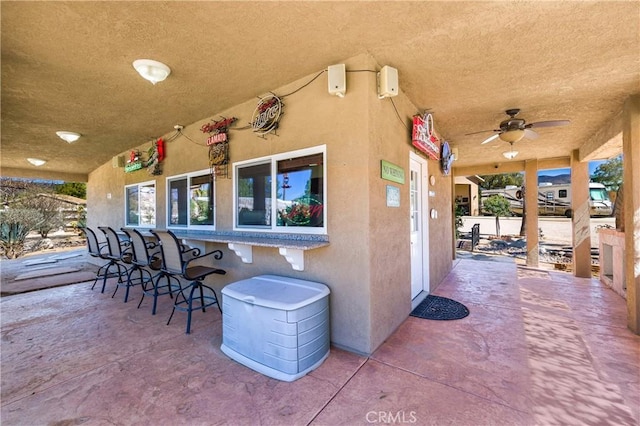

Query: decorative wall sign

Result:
[145,138,165,175]
[251,94,283,137]
[440,141,454,176]
[386,185,401,207]
[124,139,165,175]
[125,150,143,173]
[201,117,237,177]
[381,160,405,184]
[411,113,440,161]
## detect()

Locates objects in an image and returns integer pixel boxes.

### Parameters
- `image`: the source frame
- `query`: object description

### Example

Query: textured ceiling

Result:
[1,1,638,180]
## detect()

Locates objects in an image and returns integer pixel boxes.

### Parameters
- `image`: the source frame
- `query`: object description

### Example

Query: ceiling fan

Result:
[467,108,570,145]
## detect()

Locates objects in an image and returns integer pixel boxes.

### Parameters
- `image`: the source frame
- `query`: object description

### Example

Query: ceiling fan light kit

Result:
[132,59,171,84]
[56,131,81,143]
[502,150,519,160]
[469,108,570,157]
[499,129,525,143]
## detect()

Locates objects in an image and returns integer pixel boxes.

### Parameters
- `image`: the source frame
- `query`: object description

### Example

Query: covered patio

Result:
[2,257,638,425]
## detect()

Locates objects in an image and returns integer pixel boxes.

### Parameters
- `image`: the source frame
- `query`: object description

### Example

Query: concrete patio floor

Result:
[1,257,638,425]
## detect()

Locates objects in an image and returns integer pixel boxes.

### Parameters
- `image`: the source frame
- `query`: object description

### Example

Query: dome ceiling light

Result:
[56,131,81,143]
[27,158,46,166]
[132,59,171,85]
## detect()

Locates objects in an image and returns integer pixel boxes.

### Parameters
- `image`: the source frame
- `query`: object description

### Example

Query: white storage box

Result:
[220,275,330,382]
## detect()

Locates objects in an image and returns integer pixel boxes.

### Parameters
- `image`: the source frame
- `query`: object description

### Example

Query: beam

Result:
[453,157,569,176]
[580,111,623,162]
[0,167,88,183]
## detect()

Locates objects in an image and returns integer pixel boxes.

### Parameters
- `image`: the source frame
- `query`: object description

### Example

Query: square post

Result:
[525,159,539,267]
[623,95,640,334]
[571,149,592,278]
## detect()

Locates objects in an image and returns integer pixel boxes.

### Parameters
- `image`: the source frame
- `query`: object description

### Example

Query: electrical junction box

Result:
[221,275,330,382]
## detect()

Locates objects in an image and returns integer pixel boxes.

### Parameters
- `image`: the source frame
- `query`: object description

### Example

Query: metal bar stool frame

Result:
[98,226,134,301]
[121,228,181,314]
[151,229,226,334]
[83,227,128,294]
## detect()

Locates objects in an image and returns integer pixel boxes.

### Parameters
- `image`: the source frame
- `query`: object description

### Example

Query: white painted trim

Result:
[165,168,216,231]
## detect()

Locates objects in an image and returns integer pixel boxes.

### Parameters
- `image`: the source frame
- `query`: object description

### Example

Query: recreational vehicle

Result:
[480,182,612,218]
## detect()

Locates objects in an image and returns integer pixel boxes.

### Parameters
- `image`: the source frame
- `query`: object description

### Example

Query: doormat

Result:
[410,295,469,321]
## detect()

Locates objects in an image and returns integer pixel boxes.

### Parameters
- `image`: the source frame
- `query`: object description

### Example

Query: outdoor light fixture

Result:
[502,142,518,159]
[132,59,171,84]
[56,131,81,143]
[27,158,46,166]
[498,129,525,143]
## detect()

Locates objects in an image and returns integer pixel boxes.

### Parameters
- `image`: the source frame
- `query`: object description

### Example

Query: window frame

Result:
[166,169,216,231]
[233,145,327,235]
[124,180,156,228]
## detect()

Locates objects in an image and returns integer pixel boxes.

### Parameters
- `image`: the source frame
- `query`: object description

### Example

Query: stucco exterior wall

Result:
[428,162,454,291]
[87,53,453,355]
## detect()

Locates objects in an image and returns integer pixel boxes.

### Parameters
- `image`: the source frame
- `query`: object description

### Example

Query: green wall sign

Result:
[381,160,405,184]
[124,162,143,173]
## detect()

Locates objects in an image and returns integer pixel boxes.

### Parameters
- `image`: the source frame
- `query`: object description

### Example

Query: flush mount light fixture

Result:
[132,59,171,84]
[27,158,46,166]
[56,131,81,143]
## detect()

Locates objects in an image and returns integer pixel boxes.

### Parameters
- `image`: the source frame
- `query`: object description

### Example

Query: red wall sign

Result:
[411,113,440,161]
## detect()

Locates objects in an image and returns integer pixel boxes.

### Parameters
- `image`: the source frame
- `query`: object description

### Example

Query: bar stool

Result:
[151,230,226,334]
[83,227,119,292]
[98,226,133,300]
[121,228,180,314]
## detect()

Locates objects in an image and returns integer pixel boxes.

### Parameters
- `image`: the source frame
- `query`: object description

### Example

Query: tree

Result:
[591,155,623,192]
[478,173,524,190]
[17,192,65,238]
[55,182,86,199]
[482,194,512,236]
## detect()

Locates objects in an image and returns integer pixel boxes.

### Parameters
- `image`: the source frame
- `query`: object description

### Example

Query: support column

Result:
[571,149,591,278]
[451,168,457,260]
[623,94,640,334]
[525,159,539,267]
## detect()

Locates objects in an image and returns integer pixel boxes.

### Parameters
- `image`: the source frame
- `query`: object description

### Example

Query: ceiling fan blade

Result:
[526,120,571,129]
[481,133,500,145]
[524,129,539,140]
[465,129,499,136]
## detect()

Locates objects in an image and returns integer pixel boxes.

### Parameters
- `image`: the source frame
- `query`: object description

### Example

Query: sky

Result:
[538,159,606,177]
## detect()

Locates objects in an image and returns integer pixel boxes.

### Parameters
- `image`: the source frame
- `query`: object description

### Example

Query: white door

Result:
[410,153,429,300]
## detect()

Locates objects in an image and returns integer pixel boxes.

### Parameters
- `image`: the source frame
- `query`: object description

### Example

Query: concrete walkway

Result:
[0,248,95,296]
[1,258,638,425]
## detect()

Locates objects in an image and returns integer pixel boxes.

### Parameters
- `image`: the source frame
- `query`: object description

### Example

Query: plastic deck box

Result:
[220,275,330,382]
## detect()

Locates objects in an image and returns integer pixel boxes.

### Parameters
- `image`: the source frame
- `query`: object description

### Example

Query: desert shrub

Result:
[0,208,44,259]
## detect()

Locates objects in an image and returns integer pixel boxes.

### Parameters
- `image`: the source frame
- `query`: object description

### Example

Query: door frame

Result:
[409,152,430,308]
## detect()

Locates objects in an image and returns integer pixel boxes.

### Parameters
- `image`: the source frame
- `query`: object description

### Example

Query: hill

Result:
[538,173,571,185]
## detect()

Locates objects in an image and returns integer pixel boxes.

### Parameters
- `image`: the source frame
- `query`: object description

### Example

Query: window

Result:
[234,146,326,234]
[590,188,608,201]
[125,181,156,227]
[558,189,568,198]
[167,170,215,229]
